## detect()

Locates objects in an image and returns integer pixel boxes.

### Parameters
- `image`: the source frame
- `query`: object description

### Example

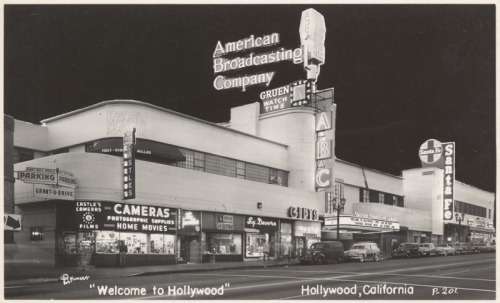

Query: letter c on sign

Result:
[114,204,123,214]
[316,168,331,188]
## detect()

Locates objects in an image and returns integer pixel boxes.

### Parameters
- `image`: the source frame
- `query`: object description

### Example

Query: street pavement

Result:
[4,257,299,285]
[4,253,496,300]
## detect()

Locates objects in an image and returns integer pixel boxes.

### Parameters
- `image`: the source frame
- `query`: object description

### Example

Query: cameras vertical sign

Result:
[123,128,136,200]
[442,142,455,220]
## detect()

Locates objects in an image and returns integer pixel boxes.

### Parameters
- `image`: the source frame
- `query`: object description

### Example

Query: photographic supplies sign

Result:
[33,184,75,201]
[58,201,177,234]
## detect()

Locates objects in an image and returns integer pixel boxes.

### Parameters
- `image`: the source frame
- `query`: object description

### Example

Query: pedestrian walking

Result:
[263,242,269,261]
[282,243,290,262]
[119,241,128,267]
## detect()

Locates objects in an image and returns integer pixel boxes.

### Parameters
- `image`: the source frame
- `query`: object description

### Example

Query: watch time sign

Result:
[260,79,314,114]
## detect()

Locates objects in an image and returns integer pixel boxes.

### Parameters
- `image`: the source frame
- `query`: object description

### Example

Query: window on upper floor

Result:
[14,147,35,163]
[236,161,245,179]
[52,147,69,155]
[361,189,369,202]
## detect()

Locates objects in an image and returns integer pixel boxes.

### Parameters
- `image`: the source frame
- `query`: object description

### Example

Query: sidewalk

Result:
[4,259,300,286]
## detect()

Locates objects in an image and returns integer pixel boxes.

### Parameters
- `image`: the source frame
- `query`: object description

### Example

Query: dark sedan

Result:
[392,243,421,258]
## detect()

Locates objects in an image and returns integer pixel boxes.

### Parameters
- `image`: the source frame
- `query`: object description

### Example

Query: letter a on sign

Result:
[316,111,332,132]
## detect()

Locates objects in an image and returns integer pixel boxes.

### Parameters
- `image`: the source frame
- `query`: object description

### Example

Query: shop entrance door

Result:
[180,236,201,263]
[180,236,190,262]
[269,235,276,258]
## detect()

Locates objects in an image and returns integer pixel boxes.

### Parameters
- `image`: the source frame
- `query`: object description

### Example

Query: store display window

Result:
[96,231,119,254]
[151,234,175,254]
[63,233,77,254]
[206,233,242,254]
[120,232,147,254]
[246,233,269,257]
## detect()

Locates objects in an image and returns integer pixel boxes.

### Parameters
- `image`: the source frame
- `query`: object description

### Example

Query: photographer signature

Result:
[60,273,90,285]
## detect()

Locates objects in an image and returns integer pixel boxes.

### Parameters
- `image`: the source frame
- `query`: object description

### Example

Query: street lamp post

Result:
[455,213,465,242]
[332,183,346,241]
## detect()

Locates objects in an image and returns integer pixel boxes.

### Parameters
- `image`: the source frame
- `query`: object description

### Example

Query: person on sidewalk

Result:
[282,244,290,262]
[263,242,269,261]
[118,241,128,267]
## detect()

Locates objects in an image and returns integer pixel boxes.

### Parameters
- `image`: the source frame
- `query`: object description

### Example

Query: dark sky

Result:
[4,4,496,193]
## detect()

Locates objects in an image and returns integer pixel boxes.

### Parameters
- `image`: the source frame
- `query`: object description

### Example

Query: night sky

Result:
[4,4,496,193]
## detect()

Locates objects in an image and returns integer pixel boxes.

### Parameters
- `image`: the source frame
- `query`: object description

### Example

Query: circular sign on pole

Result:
[419,139,443,164]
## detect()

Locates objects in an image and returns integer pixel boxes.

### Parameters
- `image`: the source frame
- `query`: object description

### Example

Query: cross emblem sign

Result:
[419,139,443,164]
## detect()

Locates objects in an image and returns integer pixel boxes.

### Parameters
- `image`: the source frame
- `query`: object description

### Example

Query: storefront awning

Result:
[469,226,496,234]
[91,138,186,162]
[323,215,400,234]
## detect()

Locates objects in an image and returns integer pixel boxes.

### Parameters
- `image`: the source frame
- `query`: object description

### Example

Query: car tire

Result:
[374,253,379,262]
[359,255,364,263]
[444,251,448,256]
[406,252,411,259]
[316,256,325,265]
[338,256,344,264]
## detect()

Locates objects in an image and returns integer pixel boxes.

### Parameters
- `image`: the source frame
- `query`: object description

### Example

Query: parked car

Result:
[451,242,469,255]
[418,243,437,257]
[436,244,455,256]
[476,243,495,253]
[299,241,345,265]
[465,242,481,254]
[392,243,421,258]
[344,242,381,262]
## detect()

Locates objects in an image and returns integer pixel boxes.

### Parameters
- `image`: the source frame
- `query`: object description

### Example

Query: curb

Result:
[5,262,300,286]
[129,262,299,277]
